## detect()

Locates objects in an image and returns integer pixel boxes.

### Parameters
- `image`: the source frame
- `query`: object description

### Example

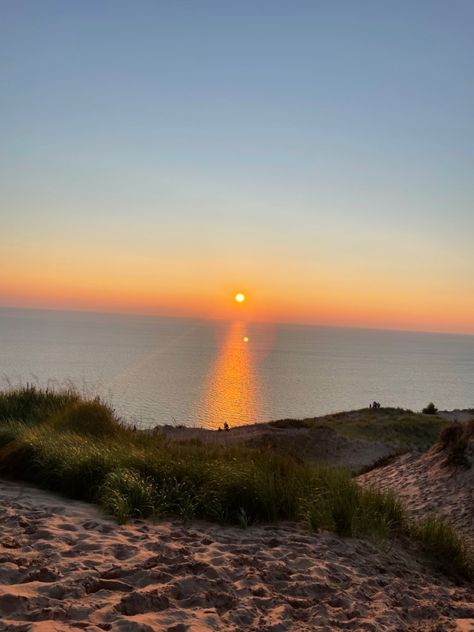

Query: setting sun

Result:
[234,292,246,304]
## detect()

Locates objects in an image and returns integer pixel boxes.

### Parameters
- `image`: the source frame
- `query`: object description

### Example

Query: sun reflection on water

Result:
[197,320,265,428]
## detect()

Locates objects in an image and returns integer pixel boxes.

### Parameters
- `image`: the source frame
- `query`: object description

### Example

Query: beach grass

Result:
[409,518,474,581]
[270,407,449,451]
[0,384,79,426]
[0,387,472,581]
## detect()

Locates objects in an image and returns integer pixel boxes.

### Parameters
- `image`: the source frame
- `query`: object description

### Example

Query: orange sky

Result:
[1,245,473,334]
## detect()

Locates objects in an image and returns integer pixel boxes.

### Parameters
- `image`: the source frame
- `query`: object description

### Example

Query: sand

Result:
[0,479,473,632]
[358,435,474,548]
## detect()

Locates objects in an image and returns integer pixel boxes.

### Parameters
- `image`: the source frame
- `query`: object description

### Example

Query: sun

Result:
[234,292,246,304]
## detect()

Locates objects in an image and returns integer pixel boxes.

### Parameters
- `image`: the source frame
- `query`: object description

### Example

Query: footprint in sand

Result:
[118,589,170,615]
[0,593,29,615]
[111,544,139,560]
[56,522,79,532]
[22,567,62,583]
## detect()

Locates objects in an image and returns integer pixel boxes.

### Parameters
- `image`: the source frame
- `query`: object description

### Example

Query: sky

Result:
[1,1,473,333]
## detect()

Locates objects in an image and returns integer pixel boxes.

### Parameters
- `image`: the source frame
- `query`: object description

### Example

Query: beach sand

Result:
[0,479,473,631]
[358,434,474,548]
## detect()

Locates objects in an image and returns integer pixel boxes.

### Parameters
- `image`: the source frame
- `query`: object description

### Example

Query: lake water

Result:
[1,307,473,428]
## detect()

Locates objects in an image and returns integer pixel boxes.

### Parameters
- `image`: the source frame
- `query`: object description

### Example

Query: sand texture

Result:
[359,437,474,548]
[0,479,473,631]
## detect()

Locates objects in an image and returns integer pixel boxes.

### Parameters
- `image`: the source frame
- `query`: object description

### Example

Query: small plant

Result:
[438,422,472,469]
[422,402,438,415]
[410,517,474,582]
[439,422,464,448]
[303,466,404,540]
[238,507,250,529]
[100,469,157,523]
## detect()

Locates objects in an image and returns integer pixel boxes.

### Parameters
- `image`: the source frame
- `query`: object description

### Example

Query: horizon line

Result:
[1,303,473,339]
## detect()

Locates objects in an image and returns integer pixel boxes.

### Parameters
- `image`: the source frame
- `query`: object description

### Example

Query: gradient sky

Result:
[1,1,473,333]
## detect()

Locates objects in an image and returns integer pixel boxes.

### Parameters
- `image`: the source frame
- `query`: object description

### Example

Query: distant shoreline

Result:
[2,304,474,337]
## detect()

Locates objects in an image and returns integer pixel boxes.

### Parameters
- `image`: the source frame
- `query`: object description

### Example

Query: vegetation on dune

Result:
[355,450,408,476]
[270,407,449,451]
[0,385,79,425]
[48,400,122,437]
[409,518,474,581]
[303,465,404,540]
[0,387,472,581]
[438,419,474,469]
[422,402,438,415]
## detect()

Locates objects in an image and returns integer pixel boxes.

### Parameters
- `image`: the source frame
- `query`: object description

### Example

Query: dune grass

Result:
[270,407,448,451]
[0,384,79,425]
[303,465,404,540]
[438,420,474,469]
[409,518,474,581]
[0,387,472,581]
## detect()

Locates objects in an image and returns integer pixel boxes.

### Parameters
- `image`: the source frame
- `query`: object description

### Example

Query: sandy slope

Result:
[358,438,474,548]
[0,479,473,632]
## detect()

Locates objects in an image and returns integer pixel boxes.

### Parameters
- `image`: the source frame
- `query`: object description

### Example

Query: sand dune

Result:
[160,421,393,472]
[359,435,474,548]
[0,479,473,631]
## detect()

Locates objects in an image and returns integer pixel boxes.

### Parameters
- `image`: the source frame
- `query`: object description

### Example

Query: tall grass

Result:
[303,465,403,540]
[270,407,448,450]
[0,385,79,425]
[409,518,474,581]
[0,387,472,581]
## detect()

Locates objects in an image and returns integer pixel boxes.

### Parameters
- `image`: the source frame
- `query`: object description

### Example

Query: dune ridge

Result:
[358,431,474,548]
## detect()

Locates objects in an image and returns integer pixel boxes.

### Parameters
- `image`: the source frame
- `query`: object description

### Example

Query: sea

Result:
[1,307,473,429]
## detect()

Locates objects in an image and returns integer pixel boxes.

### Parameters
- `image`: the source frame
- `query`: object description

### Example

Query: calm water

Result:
[1,308,473,428]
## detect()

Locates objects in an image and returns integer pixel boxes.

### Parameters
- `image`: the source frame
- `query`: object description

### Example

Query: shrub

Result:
[438,422,472,469]
[439,422,464,448]
[422,402,438,415]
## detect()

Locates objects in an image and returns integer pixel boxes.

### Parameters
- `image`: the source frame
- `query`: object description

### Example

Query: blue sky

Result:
[1,1,473,332]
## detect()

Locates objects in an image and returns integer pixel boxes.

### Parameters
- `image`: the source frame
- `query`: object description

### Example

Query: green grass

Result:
[270,407,449,451]
[0,385,79,425]
[0,387,472,582]
[409,518,474,581]
[303,465,404,540]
